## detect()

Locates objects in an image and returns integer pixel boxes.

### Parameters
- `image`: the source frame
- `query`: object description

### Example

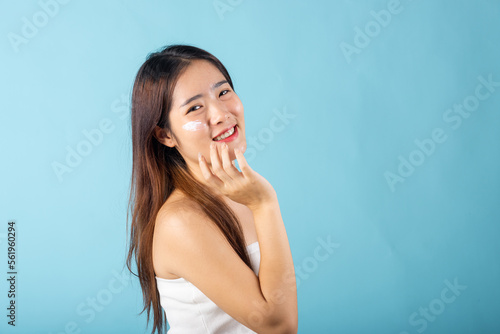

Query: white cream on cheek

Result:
[182,120,207,132]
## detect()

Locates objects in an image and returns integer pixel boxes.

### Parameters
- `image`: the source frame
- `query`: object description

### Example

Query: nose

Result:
[209,100,231,125]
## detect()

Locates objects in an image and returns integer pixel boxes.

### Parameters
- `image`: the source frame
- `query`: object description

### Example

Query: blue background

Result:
[1,0,499,333]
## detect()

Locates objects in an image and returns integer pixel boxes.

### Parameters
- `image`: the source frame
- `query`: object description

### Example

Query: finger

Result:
[220,143,241,179]
[198,152,224,187]
[234,147,254,179]
[210,142,233,183]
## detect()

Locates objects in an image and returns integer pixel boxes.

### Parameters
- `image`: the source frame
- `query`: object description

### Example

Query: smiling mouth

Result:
[213,125,236,141]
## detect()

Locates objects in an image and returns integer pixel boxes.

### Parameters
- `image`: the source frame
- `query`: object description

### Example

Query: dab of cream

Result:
[182,120,207,131]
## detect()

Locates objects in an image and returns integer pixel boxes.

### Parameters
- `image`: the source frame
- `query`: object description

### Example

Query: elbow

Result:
[273,321,297,334]
[252,298,298,334]
[281,317,298,334]
[265,315,297,334]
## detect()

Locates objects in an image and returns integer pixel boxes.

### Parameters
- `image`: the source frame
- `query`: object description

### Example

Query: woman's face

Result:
[158,59,246,169]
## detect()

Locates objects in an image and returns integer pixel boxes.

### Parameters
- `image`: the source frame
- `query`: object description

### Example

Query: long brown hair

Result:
[125,44,253,334]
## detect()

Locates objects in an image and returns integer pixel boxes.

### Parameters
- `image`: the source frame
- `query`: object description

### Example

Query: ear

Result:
[154,126,176,148]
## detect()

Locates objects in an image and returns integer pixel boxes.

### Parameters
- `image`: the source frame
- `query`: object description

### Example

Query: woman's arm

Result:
[153,197,297,334]
[248,195,298,332]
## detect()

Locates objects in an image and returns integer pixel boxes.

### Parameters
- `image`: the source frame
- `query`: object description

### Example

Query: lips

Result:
[213,125,236,140]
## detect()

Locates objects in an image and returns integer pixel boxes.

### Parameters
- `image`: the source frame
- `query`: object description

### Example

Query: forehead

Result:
[173,60,225,98]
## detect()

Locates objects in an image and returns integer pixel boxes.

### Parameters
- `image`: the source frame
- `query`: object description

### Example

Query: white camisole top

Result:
[155,241,261,334]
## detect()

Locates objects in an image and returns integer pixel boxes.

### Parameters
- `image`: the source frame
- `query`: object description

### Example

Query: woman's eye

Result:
[188,105,201,113]
[187,90,230,114]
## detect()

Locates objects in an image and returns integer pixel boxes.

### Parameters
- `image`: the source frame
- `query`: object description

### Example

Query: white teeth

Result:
[214,126,235,141]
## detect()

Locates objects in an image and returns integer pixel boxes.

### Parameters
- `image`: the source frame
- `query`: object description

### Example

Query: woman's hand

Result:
[198,141,276,210]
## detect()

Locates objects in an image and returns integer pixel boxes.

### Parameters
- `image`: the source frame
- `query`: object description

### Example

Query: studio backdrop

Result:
[1,0,499,333]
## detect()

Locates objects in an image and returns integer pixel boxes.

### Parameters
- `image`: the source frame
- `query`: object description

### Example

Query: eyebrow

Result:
[179,80,229,108]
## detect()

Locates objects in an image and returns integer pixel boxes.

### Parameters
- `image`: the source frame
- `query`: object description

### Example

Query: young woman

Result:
[126,44,297,334]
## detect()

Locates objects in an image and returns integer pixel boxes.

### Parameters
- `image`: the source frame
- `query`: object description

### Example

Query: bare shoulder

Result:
[152,190,223,278]
[157,191,201,224]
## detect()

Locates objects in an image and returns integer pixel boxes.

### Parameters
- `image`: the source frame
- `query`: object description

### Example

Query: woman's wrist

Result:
[247,191,279,213]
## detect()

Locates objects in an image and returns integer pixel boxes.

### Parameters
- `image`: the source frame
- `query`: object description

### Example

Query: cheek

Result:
[230,98,244,116]
[179,120,210,150]
[182,120,208,132]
